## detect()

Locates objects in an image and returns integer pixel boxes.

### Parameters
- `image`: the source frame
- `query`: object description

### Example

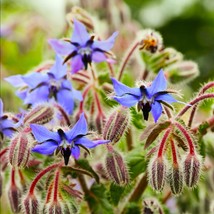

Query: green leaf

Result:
[130,107,145,129]
[109,183,126,206]
[87,183,114,214]
[123,202,141,214]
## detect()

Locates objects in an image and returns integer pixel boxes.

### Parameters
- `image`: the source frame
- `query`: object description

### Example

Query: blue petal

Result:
[5,75,26,88]
[65,113,87,141]
[22,73,49,89]
[147,70,167,98]
[1,128,14,138]
[56,89,75,114]
[151,101,163,123]
[111,78,142,97]
[0,99,3,116]
[16,89,28,100]
[71,19,90,45]
[155,94,177,104]
[75,137,110,148]
[24,85,49,105]
[61,80,72,90]
[113,94,140,107]
[30,124,60,143]
[49,55,67,79]
[72,88,83,101]
[92,51,107,63]
[71,146,80,159]
[71,55,84,74]
[92,31,118,51]
[48,39,74,55]
[32,140,58,155]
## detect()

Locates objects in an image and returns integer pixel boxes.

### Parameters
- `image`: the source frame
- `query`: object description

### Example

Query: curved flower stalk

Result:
[112,70,178,122]
[5,55,82,114]
[31,113,110,165]
[49,19,118,74]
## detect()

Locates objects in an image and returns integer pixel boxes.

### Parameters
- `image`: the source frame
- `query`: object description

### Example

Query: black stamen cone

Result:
[61,147,71,165]
[142,102,151,121]
[82,54,92,70]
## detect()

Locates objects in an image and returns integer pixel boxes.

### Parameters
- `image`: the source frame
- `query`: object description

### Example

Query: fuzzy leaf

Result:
[109,183,126,206]
[130,107,145,129]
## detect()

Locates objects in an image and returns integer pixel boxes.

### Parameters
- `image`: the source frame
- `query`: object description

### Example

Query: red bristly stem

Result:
[188,82,214,127]
[118,41,139,81]
[53,169,60,203]
[94,91,105,117]
[79,85,92,113]
[170,139,178,165]
[176,93,214,118]
[46,181,54,203]
[0,147,9,157]
[18,169,25,186]
[107,61,115,77]
[175,122,195,155]
[11,168,16,186]
[191,115,214,133]
[28,163,60,196]
[157,128,172,158]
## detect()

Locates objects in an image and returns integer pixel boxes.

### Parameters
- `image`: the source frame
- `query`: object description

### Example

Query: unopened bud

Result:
[105,149,129,185]
[24,104,54,125]
[103,106,130,144]
[138,29,163,53]
[148,157,167,191]
[8,185,21,213]
[95,163,108,180]
[45,201,70,214]
[95,113,105,134]
[22,194,39,214]
[168,164,184,195]
[9,133,30,168]
[142,198,163,214]
[183,153,202,188]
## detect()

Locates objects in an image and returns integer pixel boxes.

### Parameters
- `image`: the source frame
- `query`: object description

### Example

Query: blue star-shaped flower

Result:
[0,99,16,138]
[31,113,110,165]
[111,70,178,122]
[5,55,82,114]
[49,19,118,74]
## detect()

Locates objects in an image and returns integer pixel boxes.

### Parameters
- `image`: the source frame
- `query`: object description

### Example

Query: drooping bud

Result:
[142,198,164,214]
[95,113,105,134]
[105,149,129,185]
[148,156,167,191]
[22,194,39,214]
[9,132,30,168]
[103,106,131,144]
[8,185,22,213]
[168,164,184,195]
[45,202,63,214]
[183,153,202,188]
[24,104,54,125]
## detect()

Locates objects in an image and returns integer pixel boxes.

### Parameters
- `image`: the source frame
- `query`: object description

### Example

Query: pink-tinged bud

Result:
[148,157,167,191]
[168,164,184,195]
[45,201,73,214]
[103,106,131,144]
[24,104,54,125]
[95,113,105,134]
[105,150,129,185]
[8,185,21,213]
[22,194,39,214]
[183,153,202,188]
[9,132,30,168]
[142,198,164,214]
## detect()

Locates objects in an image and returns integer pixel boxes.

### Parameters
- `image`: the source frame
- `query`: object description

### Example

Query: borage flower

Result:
[31,113,110,165]
[111,70,178,122]
[5,55,82,114]
[49,19,118,74]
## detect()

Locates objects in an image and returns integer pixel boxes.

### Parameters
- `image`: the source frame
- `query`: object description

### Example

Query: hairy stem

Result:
[126,128,133,151]
[157,128,171,158]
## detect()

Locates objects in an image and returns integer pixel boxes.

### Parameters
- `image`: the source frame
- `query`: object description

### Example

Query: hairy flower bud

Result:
[103,106,130,144]
[9,132,30,168]
[22,194,39,214]
[148,157,167,191]
[168,164,184,195]
[105,150,129,185]
[24,104,54,125]
[142,198,164,214]
[8,185,21,213]
[183,153,202,188]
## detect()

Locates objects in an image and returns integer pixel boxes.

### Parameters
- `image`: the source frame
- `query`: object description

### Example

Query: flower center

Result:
[78,47,92,56]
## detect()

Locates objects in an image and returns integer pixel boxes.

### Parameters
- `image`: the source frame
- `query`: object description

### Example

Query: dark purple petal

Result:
[92,31,118,51]
[151,101,163,123]
[48,39,73,55]
[5,75,26,88]
[113,94,140,107]
[32,140,58,155]
[111,78,142,97]
[65,113,87,141]
[56,89,75,114]
[30,124,60,143]
[24,85,49,105]
[155,94,177,103]
[92,51,107,63]
[71,55,84,74]
[147,70,167,98]
[71,146,80,159]
[49,55,67,79]
[22,73,49,89]
[71,19,90,45]
[75,137,110,148]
